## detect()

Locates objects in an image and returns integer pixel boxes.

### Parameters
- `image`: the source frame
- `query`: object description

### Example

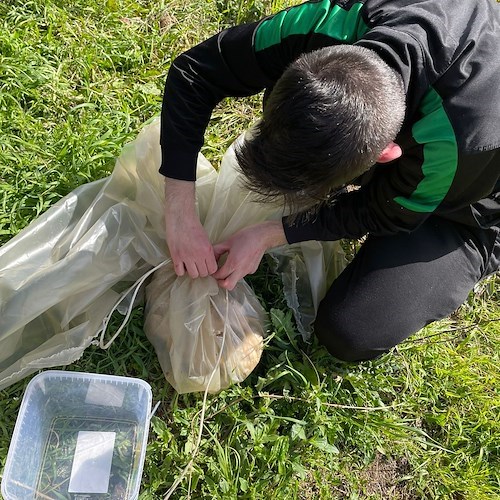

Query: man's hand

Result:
[164,177,217,278]
[212,221,287,290]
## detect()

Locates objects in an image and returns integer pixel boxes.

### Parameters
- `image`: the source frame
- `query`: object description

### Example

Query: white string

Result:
[163,288,229,500]
[149,400,162,421]
[98,259,171,350]
[97,258,229,498]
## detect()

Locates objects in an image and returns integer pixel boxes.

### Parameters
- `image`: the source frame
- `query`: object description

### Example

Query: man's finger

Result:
[206,256,218,275]
[217,277,237,291]
[185,261,199,279]
[174,261,186,277]
[212,261,232,280]
[196,261,210,278]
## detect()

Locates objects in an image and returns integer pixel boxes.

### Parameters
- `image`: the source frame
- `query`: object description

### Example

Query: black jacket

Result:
[160,0,500,242]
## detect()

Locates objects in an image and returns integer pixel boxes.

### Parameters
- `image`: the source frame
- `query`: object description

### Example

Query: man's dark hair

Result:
[236,44,406,213]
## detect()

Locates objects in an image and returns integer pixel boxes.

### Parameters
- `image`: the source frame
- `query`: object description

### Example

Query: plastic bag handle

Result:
[98,259,171,350]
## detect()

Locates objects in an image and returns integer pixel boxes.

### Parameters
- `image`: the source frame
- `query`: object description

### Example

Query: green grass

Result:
[0,1,499,498]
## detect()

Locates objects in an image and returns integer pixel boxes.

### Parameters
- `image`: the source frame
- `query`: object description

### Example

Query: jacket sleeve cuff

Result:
[159,146,198,181]
[282,215,325,243]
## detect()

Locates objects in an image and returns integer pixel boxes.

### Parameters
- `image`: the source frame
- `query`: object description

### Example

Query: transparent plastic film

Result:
[0,119,214,390]
[0,118,345,392]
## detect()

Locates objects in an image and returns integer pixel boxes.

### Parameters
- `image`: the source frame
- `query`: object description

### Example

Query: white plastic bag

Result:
[0,118,182,389]
[0,117,345,391]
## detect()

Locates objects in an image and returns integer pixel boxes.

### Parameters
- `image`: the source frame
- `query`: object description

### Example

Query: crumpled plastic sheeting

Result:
[0,118,178,390]
[268,240,346,339]
[0,117,345,391]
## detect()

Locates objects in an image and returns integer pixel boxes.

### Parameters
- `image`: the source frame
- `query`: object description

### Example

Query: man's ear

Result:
[377,142,402,163]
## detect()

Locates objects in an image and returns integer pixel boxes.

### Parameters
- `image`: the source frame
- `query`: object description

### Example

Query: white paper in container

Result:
[68,431,116,494]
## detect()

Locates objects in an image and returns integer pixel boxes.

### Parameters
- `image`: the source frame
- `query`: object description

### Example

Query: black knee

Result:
[314,307,390,362]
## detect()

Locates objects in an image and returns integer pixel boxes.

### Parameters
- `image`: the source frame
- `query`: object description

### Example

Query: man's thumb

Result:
[213,241,230,260]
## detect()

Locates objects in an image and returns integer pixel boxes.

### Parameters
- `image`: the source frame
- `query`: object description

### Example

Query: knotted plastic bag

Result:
[145,269,266,393]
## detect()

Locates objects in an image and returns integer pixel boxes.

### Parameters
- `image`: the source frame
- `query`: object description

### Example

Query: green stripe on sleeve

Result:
[394,88,458,213]
[254,0,368,52]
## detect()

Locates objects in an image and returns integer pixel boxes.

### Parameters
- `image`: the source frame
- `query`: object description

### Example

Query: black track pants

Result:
[314,217,500,361]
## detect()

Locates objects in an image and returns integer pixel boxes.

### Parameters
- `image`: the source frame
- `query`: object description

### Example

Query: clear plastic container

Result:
[1,370,153,500]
